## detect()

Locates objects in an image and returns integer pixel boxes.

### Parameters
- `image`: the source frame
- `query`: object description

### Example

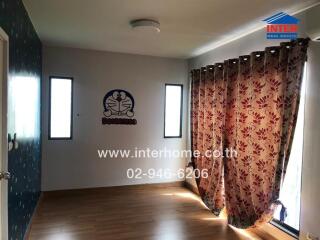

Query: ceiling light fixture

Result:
[130,19,160,33]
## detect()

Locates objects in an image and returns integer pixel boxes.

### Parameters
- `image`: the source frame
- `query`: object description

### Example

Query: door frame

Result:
[0,26,9,240]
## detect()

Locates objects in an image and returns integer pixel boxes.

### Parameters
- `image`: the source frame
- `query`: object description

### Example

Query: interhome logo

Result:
[263,12,299,40]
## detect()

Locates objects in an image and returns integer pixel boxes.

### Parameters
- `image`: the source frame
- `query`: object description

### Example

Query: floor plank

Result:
[28,184,289,240]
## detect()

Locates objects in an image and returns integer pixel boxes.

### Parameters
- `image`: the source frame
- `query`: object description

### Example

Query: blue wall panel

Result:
[0,0,42,239]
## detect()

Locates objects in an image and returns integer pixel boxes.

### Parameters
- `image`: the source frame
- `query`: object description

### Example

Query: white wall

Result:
[42,46,188,191]
[300,41,320,240]
[188,5,320,240]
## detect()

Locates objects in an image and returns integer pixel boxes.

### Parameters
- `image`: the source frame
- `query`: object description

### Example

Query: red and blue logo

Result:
[263,12,299,40]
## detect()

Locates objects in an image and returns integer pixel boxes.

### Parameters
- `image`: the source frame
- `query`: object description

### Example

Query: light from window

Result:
[9,75,40,139]
[164,84,183,138]
[273,64,307,231]
[49,77,73,139]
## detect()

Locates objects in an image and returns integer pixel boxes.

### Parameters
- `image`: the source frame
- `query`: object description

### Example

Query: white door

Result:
[0,30,9,240]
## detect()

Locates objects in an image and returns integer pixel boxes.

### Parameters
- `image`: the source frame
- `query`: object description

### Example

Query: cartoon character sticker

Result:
[102,89,137,125]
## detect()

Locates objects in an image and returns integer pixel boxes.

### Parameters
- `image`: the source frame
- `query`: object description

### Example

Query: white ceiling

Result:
[23,0,319,59]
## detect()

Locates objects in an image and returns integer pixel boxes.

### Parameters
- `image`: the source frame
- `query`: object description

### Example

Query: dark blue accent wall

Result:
[0,0,42,239]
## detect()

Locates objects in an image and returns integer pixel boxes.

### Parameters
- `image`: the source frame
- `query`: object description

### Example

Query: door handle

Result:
[0,171,11,180]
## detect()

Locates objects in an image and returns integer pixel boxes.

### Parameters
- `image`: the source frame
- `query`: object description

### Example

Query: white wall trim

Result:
[0,26,9,240]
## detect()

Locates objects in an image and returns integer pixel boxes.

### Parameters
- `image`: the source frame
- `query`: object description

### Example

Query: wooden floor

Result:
[28,184,292,240]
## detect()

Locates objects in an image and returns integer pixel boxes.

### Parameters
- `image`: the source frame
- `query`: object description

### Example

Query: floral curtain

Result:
[190,38,309,228]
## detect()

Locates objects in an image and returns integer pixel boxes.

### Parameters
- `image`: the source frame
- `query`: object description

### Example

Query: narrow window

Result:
[49,77,73,139]
[272,64,307,236]
[164,84,183,138]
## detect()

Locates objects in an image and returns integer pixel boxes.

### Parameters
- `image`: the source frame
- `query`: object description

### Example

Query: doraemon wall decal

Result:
[102,89,137,125]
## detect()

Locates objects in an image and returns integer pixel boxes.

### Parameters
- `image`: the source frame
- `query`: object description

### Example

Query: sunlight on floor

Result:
[161,192,209,209]
[201,217,224,221]
[45,233,75,240]
[162,191,263,240]
[229,225,262,240]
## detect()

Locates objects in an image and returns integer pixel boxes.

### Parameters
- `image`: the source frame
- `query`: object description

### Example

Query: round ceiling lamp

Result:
[130,19,160,33]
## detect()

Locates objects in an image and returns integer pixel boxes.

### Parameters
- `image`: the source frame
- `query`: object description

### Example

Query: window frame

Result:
[270,219,299,239]
[164,83,183,138]
[48,76,74,140]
